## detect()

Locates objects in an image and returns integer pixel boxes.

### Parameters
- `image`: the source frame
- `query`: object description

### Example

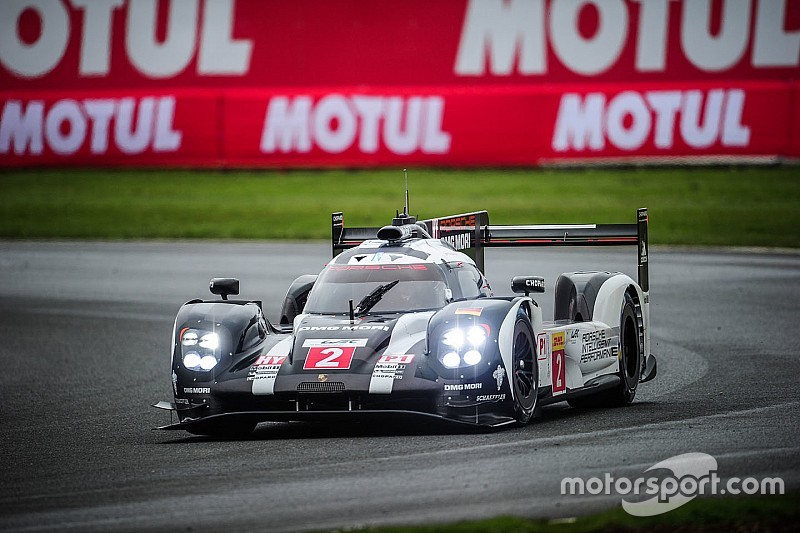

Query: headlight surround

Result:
[437,325,489,368]
[180,328,224,371]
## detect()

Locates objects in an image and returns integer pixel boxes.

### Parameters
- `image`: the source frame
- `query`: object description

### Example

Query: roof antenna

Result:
[404,168,410,216]
[392,169,417,226]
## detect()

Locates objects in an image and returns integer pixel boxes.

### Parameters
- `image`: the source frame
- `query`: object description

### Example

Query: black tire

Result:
[570,292,641,408]
[511,315,538,424]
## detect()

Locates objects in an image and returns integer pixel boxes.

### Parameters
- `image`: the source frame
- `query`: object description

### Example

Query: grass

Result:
[352,492,800,532]
[1,166,799,246]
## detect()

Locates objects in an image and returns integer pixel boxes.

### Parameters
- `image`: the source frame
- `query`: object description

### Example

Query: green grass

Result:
[1,166,799,246]
[352,492,800,532]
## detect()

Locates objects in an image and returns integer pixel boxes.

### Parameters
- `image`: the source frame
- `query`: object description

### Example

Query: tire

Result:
[571,292,641,408]
[511,315,538,424]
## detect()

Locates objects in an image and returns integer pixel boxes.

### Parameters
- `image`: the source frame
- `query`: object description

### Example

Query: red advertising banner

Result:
[1,0,799,167]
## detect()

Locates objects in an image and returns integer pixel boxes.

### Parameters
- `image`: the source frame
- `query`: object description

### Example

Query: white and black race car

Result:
[155,209,657,436]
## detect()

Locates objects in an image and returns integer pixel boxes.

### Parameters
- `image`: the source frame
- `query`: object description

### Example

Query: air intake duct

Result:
[377,224,415,242]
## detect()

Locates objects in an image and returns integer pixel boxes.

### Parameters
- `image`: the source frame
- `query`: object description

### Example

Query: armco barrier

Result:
[1,0,799,167]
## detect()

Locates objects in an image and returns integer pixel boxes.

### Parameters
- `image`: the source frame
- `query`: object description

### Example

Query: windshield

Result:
[305,263,449,314]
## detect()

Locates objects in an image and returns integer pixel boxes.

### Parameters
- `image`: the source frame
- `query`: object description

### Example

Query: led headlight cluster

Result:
[180,329,221,371]
[439,325,488,369]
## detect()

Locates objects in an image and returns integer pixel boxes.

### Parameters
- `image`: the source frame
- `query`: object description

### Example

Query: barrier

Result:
[2,0,798,167]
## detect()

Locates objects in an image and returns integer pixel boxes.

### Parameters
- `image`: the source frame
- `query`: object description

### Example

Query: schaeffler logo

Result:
[561,453,784,517]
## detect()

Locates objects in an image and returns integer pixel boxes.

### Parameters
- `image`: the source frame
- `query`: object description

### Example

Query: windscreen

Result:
[304,263,448,314]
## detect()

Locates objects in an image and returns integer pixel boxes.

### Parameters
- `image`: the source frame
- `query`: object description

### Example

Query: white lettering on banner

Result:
[455,0,800,76]
[550,0,628,76]
[0,97,182,156]
[552,89,751,153]
[0,0,252,79]
[72,0,124,76]
[0,0,70,78]
[260,95,452,156]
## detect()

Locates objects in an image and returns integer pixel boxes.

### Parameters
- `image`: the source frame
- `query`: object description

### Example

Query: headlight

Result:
[183,351,201,369]
[438,325,489,368]
[463,349,482,366]
[442,329,464,349]
[180,329,222,371]
[442,351,461,369]
[181,331,198,346]
[466,326,486,347]
[199,332,219,350]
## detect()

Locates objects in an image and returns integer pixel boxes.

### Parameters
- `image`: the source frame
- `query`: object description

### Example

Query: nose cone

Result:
[292,315,397,372]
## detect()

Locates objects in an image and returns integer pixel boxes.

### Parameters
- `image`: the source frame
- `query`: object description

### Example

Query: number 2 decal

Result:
[551,331,566,395]
[304,346,356,370]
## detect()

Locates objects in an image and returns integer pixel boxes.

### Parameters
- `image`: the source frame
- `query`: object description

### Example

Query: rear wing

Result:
[332,208,649,292]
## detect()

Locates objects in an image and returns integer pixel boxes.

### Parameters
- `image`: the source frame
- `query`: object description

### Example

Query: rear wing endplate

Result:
[332,208,649,292]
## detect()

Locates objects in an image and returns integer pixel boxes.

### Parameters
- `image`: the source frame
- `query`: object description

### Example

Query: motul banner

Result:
[1,0,799,167]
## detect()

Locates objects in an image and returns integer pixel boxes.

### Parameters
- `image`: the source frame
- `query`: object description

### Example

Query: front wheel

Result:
[511,316,538,424]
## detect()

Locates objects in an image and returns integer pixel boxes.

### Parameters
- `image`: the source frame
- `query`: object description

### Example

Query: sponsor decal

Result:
[174,398,190,405]
[378,354,415,364]
[492,365,504,391]
[455,307,482,316]
[476,394,506,402]
[261,95,450,156]
[302,338,368,347]
[328,264,428,271]
[303,346,356,370]
[444,383,482,391]
[580,330,620,364]
[569,328,580,344]
[456,0,797,78]
[251,338,292,395]
[368,358,409,393]
[298,325,390,332]
[0,0,253,79]
[441,232,471,251]
[249,353,286,392]
[640,242,648,264]
[183,387,210,394]
[552,89,750,153]
[1,97,183,157]
[253,355,287,367]
[537,332,550,361]
[552,331,566,395]
[171,371,178,395]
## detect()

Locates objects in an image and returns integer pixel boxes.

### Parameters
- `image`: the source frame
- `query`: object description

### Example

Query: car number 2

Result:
[552,350,566,394]
[304,346,356,370]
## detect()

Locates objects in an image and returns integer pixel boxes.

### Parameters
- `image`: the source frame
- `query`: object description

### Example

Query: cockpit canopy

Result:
[304,250,492,315]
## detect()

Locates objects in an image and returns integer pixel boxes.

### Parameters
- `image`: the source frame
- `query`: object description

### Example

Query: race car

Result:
[155,208,657,436]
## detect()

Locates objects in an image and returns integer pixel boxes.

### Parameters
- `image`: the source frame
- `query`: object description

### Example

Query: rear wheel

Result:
[511,316,538,424]
[569,292,641,408]
[608,293,642,405]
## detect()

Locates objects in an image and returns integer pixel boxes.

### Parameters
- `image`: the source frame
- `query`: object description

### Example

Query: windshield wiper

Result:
[354,280,400,316]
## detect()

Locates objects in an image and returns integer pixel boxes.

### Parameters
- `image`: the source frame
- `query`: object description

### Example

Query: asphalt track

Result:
[0,241,798,532]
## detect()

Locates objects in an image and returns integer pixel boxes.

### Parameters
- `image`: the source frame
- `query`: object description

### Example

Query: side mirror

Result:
[511,276,545,295]
[209,278,240,300]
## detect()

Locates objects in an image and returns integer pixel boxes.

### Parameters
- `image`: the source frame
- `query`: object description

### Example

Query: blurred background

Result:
[1,0,799,242]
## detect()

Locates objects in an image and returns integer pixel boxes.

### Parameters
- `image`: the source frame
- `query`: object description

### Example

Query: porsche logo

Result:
[318,374,328,382]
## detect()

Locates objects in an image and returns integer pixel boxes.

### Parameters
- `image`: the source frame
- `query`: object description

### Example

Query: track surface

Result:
[1,242,798,532]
